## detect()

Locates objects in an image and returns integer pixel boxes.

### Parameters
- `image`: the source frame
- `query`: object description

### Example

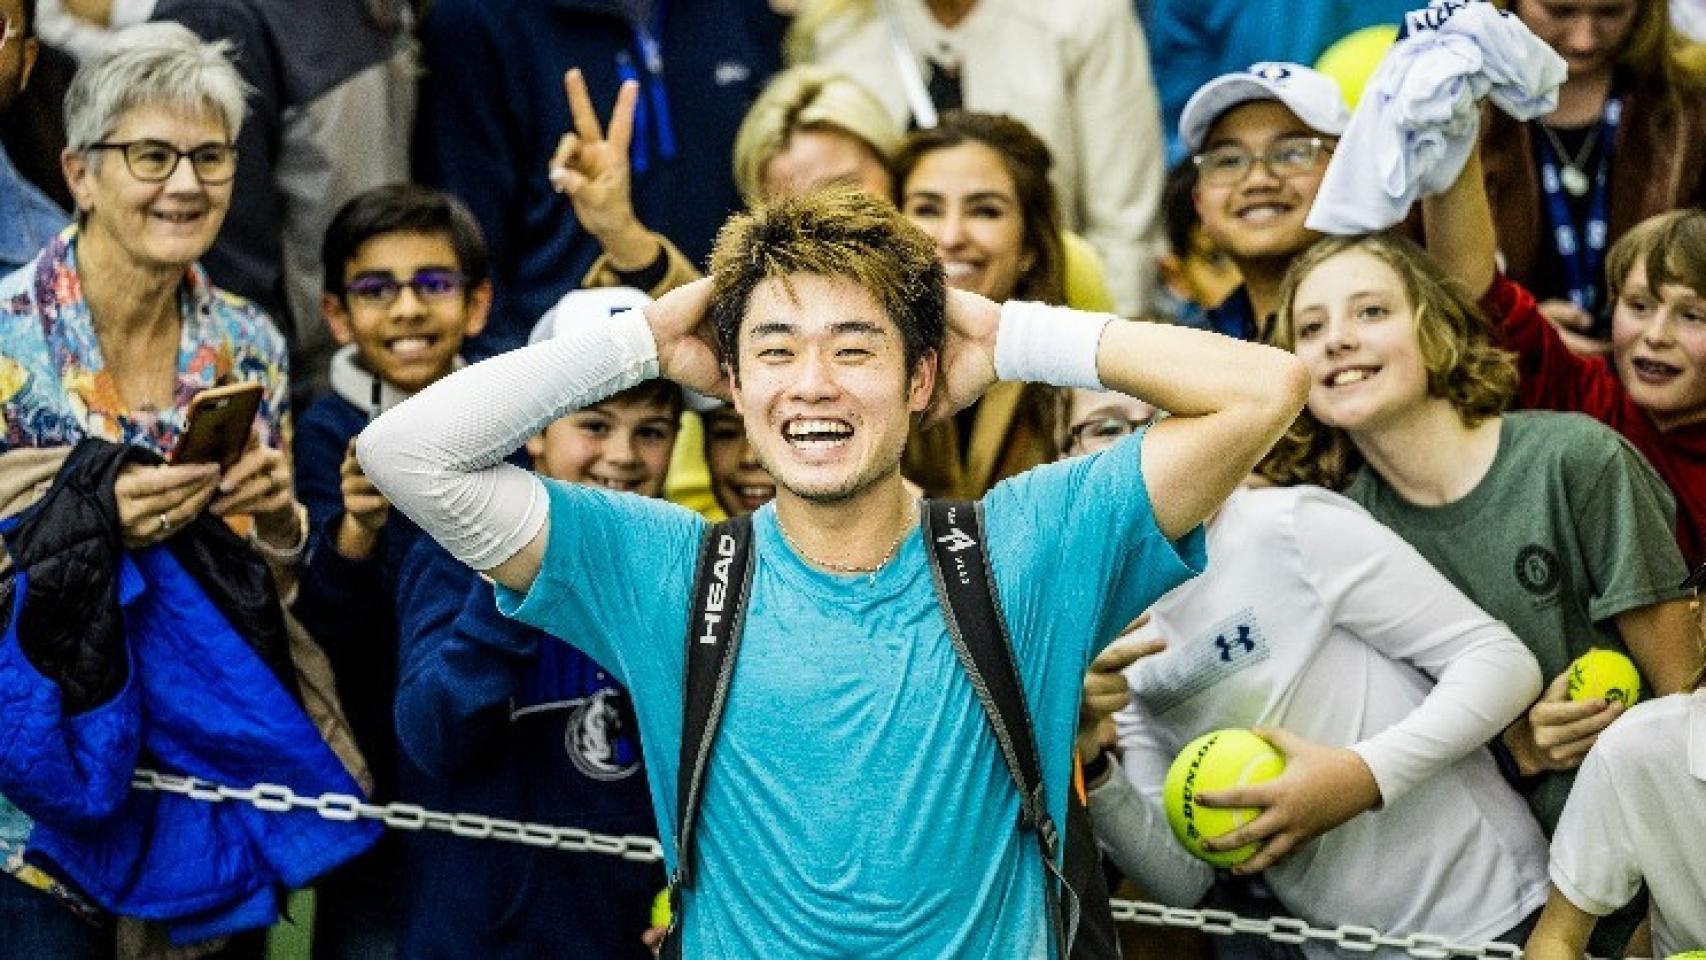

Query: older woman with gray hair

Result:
[0,21,300,548]
[0,23,307,959]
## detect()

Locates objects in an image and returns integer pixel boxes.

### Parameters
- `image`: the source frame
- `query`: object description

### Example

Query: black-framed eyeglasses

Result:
[87,140,238,184]
[345,268,468,307]
[1065,415,1148,454]
[1193,136,1332,188]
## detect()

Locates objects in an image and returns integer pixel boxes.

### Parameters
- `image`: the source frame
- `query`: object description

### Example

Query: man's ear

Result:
[906,348,938,414]
[461,280,494,338]
[321,292,354,345]
[523,434,545,463]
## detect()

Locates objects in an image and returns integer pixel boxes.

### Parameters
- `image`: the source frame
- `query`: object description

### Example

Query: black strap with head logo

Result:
[664,504,1116,959]
[661,514,754,960]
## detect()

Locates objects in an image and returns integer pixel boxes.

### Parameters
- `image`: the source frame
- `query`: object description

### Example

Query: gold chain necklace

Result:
[775,504,917,584]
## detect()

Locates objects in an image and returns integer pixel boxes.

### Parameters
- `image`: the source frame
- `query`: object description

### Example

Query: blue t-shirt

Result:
[498,432,1205,958]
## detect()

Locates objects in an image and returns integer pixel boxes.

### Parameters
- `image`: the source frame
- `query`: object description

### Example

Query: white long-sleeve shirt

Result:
[802,0,1164,316]
[1092,485,1548,954]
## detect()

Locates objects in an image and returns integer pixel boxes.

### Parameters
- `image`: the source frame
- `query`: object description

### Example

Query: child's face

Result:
[1612,256,1706,431]
[1192,102,1331,266]
[527,398,679,497]
[702,408,775,516]
[322,231,490,393]
[1288,248,1430,433]
[1161,226,1243,309]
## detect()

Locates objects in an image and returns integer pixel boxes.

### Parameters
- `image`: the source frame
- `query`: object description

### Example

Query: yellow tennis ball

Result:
[650,889,671,929]
[1163,729,1286,868]
[1567,649,1642,707]
[1666,953,1706,959]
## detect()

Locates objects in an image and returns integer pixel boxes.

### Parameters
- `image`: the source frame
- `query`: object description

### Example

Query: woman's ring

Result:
[157,514,172,534]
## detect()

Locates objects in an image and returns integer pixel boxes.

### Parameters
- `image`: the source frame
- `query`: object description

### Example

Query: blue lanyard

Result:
[621,4,677,176]
[1535,94,1621,316]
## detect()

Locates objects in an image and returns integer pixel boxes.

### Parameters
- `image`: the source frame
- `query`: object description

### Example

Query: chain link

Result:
[133,770,1559,958]
[129,769,665,863]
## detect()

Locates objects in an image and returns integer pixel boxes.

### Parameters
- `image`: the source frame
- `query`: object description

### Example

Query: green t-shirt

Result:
[1344,411,1688,833]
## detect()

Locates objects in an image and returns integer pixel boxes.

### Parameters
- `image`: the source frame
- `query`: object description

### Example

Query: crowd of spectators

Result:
[2,0,1705,957]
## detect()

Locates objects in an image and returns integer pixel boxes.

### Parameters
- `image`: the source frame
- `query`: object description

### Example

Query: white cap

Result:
[1178,63,1351,154]
[529,286,722,412]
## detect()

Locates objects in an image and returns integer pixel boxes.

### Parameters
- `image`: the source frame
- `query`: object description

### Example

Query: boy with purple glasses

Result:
[288,182,493,954]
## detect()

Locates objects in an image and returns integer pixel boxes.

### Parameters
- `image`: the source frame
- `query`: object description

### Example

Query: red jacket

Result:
[1488,275,1706,567]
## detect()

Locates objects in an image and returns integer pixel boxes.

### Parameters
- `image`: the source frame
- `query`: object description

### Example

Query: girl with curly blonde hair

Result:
[1267,231,1699,955]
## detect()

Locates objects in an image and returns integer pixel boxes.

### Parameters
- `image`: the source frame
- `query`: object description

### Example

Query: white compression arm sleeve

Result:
[355,308,660,571]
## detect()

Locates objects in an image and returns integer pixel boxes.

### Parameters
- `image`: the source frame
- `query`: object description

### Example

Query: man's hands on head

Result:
[644,278,728,401]
[921,288,1001,429]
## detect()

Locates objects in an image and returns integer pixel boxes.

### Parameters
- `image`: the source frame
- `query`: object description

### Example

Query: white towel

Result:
[1306,0,1566,235]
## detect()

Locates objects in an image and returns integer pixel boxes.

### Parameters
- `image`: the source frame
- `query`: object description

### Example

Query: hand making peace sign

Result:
[548,69,642,242]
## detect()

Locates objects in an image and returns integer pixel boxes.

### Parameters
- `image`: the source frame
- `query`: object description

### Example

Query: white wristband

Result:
[993,301,1111,389]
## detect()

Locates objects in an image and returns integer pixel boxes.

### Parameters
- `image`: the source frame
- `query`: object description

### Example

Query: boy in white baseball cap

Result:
[1177,62,1350,342]
[1179,61,1496,345]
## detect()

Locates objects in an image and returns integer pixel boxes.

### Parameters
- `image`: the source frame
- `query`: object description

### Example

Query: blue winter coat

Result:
[0,440,379,944]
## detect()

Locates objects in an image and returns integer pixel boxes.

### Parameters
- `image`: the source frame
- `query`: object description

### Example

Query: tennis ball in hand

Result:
[650,889,671,929]
[1163,729,1286,868]
[1567,649,1642,707]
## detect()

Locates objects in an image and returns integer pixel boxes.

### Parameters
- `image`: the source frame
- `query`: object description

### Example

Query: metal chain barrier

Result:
[133,769,1556,959]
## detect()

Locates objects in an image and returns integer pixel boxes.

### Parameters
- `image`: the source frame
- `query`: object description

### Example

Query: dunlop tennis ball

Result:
[1567,649,1642,707]
[650,889,671,929]
[1163,729,1286,868]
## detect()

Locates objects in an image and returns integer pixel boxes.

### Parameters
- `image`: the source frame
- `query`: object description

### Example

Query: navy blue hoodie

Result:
[415,0,787,358]
[391,532,662,959]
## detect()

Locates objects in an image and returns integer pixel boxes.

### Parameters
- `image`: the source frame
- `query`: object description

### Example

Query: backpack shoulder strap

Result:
[922,499,1079,957]
[673,514,755,889]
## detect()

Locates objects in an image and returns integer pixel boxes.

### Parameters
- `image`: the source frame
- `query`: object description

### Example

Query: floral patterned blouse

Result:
[0,226,290,458]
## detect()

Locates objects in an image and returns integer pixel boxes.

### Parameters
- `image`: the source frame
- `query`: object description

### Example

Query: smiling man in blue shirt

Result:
[359,186,1308,957]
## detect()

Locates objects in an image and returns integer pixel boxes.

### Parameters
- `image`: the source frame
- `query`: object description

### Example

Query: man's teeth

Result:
[738,485,774,502]
[389,337,433,357]
[785,419,853,443]
[155,211,201,223]
[1633,358,1680,377]
[1329,368,1374,386]
[943,262,979,281]
[588,476,638,492]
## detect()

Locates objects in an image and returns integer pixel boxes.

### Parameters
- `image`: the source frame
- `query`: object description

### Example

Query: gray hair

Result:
[63,22,249,156]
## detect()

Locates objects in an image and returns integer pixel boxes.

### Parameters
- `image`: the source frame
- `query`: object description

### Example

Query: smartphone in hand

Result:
[171,382,264,469]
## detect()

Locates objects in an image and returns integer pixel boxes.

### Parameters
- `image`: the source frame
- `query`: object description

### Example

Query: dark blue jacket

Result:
[414,0,787,358]
[392,533,662,959]
[0,442,377,944]
[292,386,415,803]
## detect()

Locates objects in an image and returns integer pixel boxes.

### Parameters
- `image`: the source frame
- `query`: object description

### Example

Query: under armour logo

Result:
[1213,625,1256,662]
[1250,63,1292,83]
[936,527,976,554]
